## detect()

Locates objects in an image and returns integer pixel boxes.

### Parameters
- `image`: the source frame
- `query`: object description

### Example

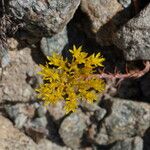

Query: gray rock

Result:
[37,139,71,150]
[0,40,10,68]
[31,117,48,128]
[0,48,40,103]
[110,136,143,150]
[94,108,107,122]
[5,104,36,128]
[9,0,80,37]
[40,27,68,56]
[47,102,66,122]
[5,105,20,120]
[118,0,132,8]
[59,111,87,149]
[80,102,107,121]
[113,4,150,60]
[15,114,28,129]
[95,98,150,144]
[80,0,132,45]
[7,38,19,51]
[37,105,47,117]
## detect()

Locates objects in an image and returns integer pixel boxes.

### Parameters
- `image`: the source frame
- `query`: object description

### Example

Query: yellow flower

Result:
[64,100,78,114]
[36,45,105,113]
[86,53,105,67]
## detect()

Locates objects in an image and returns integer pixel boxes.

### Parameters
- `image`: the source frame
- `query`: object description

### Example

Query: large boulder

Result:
[8,0,80,37]
[80,0,132,45]
[113,3,150,60]
[95,98,150,145]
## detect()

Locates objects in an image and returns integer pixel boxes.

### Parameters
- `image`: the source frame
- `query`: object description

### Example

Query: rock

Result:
[59,111,87,149]
[14,113,28,129]
[113,3,150,60]
[0,115,37,150]
[7,38,19,51]
[47,102,66,122]
[0,40,10,67]
[5,104,36,128]
[37,105,47,117]
[0,47,40,103]
[110,136,143,150]
[80,102,107,122]
[80,0,133,45]
[95,98,150,144]
[8,0,80,37]
[31,117,48,128]
[94,108,107,122]
[25,116,48,142]
[118,0,132,8]
[95,126,109,145]
[40,27,68,56]
[37,139,71,150]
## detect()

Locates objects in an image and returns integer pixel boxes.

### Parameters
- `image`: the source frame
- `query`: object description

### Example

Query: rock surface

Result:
[113,3,150,60]
[0,47,41,103]
[110,136,143,150]
[59,111,87,149]
[8,0,80,37]
[37,139,71,150]
[0,115,37,150]
[95,98,150,144]
[80,0,133,45]
[40,27,68,56]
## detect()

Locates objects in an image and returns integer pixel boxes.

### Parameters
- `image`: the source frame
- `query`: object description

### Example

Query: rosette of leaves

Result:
[36,46,105,113]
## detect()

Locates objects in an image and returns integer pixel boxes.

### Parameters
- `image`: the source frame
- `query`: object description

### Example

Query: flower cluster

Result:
[36,46,105,113]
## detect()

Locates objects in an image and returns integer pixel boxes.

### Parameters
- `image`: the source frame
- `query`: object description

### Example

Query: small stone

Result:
[5,105,20,120]
[110,136,143,150]
[59,110,87,149]
[5,104,35,127]
[22,85,33,98]
[7,38,18,50]
[31,117,48,128]
[118,0,132,8]
[47,102,66,122]
[40,27,68,57]
[80,101,107,121]
[37,105,47,117]
[15,114,28,129]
